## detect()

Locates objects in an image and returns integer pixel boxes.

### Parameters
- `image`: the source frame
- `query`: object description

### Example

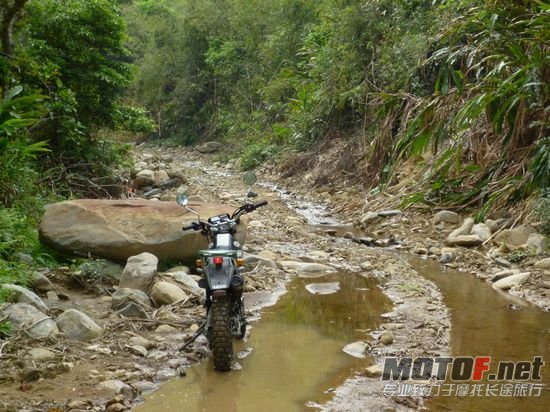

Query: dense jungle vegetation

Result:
[0,0,548,315]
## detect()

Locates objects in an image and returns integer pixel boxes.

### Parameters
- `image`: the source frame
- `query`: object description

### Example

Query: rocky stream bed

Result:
[0,144,548,411]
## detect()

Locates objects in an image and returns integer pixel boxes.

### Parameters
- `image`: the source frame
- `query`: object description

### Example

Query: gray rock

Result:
[439,254,453,264]
[343,232,354,239]
[16,253,34,264]
[120,252,158,292]
[243,254,278,269]
[154,170,170,187]
[56,309,102,342]
[196,141,223,154]
[1,284,48,312]
[471,223,492,242]
[446,234,483,247]
[434,210,459,224]
[128,336,154,350]
[342,341,368,358]
[2,303,59,338]
[112,288,152,309]
[364,364,384,377]
[378,210,402,217]
[534,258,550,270]
[448,217,475,238]
[360,212,379,224]
[150,281,188,306]
[127,345,148,357]
[324,229,337,236]
[78,259,124,282]
[492,272,530,290]
[155,324,176,333]
[29,271,54,292]
[143,188,163,198]
[27,348,56,361]
[133,169,155,188]
[495,225,536,246]
[526,233,546,255]
[379,331,394,345]
[46,291,59,301]
[115,302,149,319]
[161,271,205,297]
[39,199,247,262]
[98,380,133,398]
[491,269,519,283]
[493,257,512,267]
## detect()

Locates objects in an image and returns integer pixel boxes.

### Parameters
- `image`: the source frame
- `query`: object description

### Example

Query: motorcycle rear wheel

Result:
[209,298,233,371]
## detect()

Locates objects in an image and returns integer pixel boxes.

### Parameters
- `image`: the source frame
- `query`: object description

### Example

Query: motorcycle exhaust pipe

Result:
[230,274,244,299]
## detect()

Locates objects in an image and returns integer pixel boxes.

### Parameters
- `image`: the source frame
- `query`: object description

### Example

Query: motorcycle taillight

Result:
[213,256,223,265]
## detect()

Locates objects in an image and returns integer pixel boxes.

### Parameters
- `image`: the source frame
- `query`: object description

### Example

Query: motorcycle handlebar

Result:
[182,222,201,231]
[253,200,268,209]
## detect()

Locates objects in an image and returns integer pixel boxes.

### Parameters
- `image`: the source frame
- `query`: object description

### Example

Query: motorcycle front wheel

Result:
[209,297,233,371]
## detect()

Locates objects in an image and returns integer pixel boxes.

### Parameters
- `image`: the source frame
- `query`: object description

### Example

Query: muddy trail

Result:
[1,145,548,411]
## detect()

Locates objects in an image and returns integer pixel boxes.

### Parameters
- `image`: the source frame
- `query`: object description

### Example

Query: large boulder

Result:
[56,309,102,341]
[39,199,247,261]
[2,303,59,338]
[119,252,158,292]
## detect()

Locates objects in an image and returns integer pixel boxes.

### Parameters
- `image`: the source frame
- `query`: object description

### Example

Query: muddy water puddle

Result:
[412,259,550,412]
[136,272,391,411]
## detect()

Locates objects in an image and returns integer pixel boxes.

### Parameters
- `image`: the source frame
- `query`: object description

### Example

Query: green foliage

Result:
[111,104,157,133]
[240,141,280,171]
[0,87,49,207]
[533,192,550,236]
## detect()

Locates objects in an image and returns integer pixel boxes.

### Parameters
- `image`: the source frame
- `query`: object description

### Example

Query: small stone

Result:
[30,271,54,292]
[491,269,519,282]
[492,272,531,290]
[534,258,550,270]
[446,234,483,247]
[189,324,200,333]
[493,257,512,267]
[414,247,428,255]
[379,331,394,345]
[150,281,188,306]
[128,336,154,350]
[360,212,379,224]
[127,345,148,357]
[155,324,176,333]
[360,261,373,271]
[324,229,337,236]
[28,348,56,361]
[16,253,34,264]
[342,341,368,358]
[434,210,459,224]
[106,403,126,412]
[116,302,149,319]
[495,225,536,247]
[67,400,91,410]
[46,291,59,301]
[526,234,546,255]
[364,364,383,377]
[378,210,401,217]
[56,309,103,342]
[439,254,453,264]
[471,223,492,242]
[343,232,354,239]
[1,284,48,313]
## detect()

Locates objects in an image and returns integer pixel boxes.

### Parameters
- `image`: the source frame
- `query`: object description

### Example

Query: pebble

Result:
[379,331,394,345]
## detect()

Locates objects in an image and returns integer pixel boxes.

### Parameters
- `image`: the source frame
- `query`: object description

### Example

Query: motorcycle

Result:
[176,172,267,371]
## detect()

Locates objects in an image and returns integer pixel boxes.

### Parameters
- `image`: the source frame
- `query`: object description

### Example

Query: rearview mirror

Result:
[243,172,257,186]
[176,193,189,206]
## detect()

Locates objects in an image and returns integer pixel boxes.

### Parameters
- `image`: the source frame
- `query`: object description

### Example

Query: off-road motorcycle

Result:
[176,172,267,371]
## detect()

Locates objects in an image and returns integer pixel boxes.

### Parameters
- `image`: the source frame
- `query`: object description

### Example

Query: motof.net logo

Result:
[382,356,544,381]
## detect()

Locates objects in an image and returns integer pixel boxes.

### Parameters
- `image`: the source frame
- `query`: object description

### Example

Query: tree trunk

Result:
[0,0,29,95]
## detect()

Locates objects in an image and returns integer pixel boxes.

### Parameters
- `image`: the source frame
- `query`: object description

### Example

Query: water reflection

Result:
[136,273,392,411]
